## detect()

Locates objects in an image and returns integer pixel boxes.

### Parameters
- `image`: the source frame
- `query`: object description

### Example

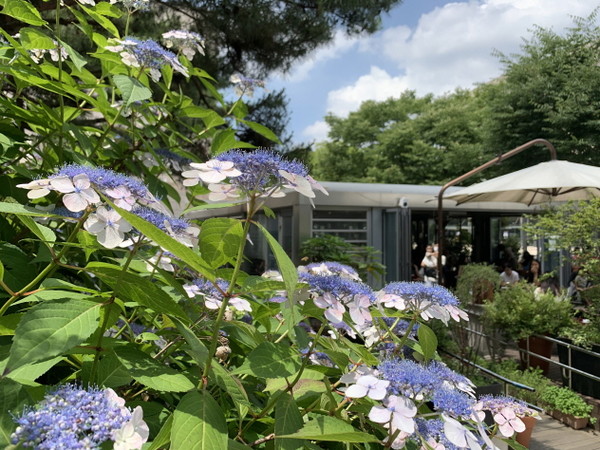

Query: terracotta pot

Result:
[515,415,538,449]
[518,336,553,376]
[550,409,589,429]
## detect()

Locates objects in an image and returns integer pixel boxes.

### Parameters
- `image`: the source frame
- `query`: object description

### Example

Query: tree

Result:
[483,11,600,173]
[311,89,491,184]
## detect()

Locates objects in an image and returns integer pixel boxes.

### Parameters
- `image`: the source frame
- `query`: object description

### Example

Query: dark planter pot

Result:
[557,339,600,399]
[518,336,553,376]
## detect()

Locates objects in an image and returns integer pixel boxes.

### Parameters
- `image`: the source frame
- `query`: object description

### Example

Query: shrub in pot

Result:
[483,283,573,374]
[455,263,500,305]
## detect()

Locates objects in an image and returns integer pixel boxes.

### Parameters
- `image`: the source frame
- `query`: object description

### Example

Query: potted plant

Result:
[455,263,500,305]
[540,386,596,429]
[483,282,573,374]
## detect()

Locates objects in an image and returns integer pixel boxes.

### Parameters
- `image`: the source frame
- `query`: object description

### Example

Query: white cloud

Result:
[326,66,409,116]
[368,0,597,96]
[291,0,600,143]
[272,29,360,83]
[302,120,330,142]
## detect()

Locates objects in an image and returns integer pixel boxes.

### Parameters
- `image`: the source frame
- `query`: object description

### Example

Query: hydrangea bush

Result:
[0,1,537,449]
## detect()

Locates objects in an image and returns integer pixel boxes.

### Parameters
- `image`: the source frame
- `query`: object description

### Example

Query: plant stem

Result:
[201,199,255,384]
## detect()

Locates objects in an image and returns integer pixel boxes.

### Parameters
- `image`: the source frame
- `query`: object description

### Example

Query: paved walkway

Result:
[529,413,600,450]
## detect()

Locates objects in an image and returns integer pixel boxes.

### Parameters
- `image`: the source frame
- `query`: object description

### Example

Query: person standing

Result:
[421,244,445,285]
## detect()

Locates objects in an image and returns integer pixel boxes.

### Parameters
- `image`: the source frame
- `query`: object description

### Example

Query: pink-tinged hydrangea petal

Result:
[279,170,315,198]
[72,173,91,189]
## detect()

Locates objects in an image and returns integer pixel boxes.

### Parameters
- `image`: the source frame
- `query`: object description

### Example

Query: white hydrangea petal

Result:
[345,384,368,399]
[97,225,125,249]
[27,188,51,199]
[368,405,391,424]
[63,192,90,212]
[50,176,75,193]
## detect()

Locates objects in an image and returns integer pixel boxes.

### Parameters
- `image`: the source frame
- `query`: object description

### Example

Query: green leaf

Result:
[0,314,20,335]
[199,218,243,268]
[114,345,194,392]
[211,363,251,418]
[17,214,55,248]
[183,202,240,214]
[211,129,249,155]
[255,222,299,339]
[232,342,301,378]
[228,440,252,450]
[0,379,31,447]
[0,260,4,282]
[19,27,54,50]
[79,3,119,36]
[86,263,188,320]
[82,352,132,388]
[173,318,208,366]
[417,323,438,361]
[275,393,305,450]
[1,0,47,26]
[147,413,173,450]
[60,40,88,71]
[4,356,62,384]
[0,201,61,217]
[112,74,152,107]
[278,416,379,443]
[105,202,214,281]
[171,391,228,450]
[239,119,281,144]
[5,298,101,372]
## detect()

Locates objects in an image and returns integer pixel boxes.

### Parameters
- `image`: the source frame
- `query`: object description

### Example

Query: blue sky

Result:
[267,0,600,145]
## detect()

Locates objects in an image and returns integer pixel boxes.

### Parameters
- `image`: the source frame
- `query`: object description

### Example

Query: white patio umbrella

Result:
[444,160,600,206]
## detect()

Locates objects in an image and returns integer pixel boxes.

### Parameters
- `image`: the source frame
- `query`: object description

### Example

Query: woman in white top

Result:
[421,244,445,285]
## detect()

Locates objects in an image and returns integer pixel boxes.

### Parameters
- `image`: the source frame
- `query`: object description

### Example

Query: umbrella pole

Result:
[436,138,557,284]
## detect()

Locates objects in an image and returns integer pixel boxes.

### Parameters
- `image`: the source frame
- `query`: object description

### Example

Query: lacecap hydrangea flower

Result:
[182,149,327,204]
[184,278,251,312]
[11,384,148,450]
[105,37,188,81]
[162,30,205,59]
[377,282,469,325]
[230,73,266,97]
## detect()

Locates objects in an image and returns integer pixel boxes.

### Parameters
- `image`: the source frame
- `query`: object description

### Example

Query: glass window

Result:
[312,209,368,245]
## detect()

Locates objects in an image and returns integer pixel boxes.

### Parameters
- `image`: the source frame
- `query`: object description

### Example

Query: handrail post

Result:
[436,139,557,281]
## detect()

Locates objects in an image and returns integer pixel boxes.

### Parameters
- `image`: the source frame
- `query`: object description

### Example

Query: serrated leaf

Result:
[1,0,47,26]
[278,416,378,443]
[5,298,101,372]
[86,263,188,320]
[211,129,239,155]
[114,346,194,392]
[199,218,243,268]
[0,379,31,446]
[275,393,305,450]
[4,356,62,384]
[417,323,438,361]
[171,391,227,450]
[232,342,301,378]
[19,27,54,50]
[113,74,152,107]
